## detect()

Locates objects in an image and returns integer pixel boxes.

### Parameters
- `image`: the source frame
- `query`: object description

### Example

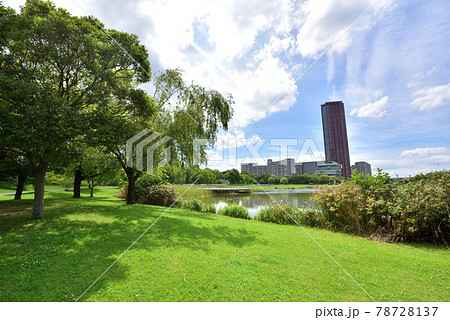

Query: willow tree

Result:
[152,69,234,167]
[0,0,150,218]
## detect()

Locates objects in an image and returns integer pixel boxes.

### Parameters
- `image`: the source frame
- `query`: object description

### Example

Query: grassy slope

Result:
[0,189,448,302]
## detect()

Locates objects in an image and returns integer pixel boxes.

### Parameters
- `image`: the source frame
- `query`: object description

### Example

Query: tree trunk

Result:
[32,163,48,219]
[73,167,83,198]
[125,168,138,204]
[89,182,94,197]
[14,173,26,200]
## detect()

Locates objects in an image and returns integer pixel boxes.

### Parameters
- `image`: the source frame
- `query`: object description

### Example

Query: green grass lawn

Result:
[0,188,448,302]
[0,183,90,194]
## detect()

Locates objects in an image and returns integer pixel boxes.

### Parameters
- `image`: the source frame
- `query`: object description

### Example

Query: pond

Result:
[202,189,318,217]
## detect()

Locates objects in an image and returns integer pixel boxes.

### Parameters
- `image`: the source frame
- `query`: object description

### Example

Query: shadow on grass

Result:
[0,189,263,301]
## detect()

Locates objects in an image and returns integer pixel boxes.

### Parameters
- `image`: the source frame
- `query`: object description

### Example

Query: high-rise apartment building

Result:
[321,101,351,178]
[241,158,295,177]
[353,161,372,175]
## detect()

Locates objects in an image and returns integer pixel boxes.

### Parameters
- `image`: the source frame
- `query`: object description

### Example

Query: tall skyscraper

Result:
[321,101,351,178]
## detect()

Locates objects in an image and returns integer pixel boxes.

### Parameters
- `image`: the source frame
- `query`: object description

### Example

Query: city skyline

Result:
[4,0,449,176]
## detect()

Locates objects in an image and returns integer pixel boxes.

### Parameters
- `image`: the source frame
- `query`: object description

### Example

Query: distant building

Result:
[241,158,295,177]
[302,161,321,175]
[321,101,351,178]
[352,161,372,175]
[314,161,342,178]
[294,163,303,174]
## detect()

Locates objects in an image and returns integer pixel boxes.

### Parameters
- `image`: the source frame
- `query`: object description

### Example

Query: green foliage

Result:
[389,172,450,244]
[314,170,450,245]
[0,0,151,217]
[294,208,330,229]
[162,165,187,184]
[267,175,279,185]
[178,198,216,213]
[225,169,241,184]
[408,170,449,183]
[288,174,312,185]
[255,204,328,228]
[45,171,71,189]
[136,173,167,189]
[255,204,297,225]
[137,184,177,207]
[280,177,288,184]
[255,173,270,184]
[152,69,234,167]
[219,204,250,220]
[179,198,204,211]
[174,185,211,198]
[240,172,255,185]
[196,168,217,184]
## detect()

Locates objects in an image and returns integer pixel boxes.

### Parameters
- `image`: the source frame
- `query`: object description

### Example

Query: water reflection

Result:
[203,189,317,216]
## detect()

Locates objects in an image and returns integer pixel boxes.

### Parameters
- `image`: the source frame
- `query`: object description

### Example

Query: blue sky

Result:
[5,0,450,176]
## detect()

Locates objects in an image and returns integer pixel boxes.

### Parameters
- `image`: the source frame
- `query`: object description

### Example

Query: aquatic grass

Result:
[178,198,216,214]
[219,204,250,220]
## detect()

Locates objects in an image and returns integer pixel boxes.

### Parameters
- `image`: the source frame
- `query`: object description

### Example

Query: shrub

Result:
[313,169,396,235]
[295,208,329,229]
[219,205,250,220]
[178,198,217,213]
[255,204,326,228]
[202,203,217,213]
[390,173,450,244]
[137,184,177,207]
[256,204,297,225]
[314,169,450,245]
[180,198,204,211]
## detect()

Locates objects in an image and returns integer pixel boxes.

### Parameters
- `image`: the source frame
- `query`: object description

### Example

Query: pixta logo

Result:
[126,129,172,175]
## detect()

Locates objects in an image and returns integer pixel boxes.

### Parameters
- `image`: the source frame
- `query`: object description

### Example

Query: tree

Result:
[311,174,320,185]
[318,174,330,184]
[163,164,186,185]
[197,168,217,184]
[212,170,224,182]
[241,173,254,185]
[268,176,276,185]
[256,173,271,184]
[96,68,233,204]
[288,174,302,184]
[280,177,288,184]
[152,69,234,168]
[0,0,151,218]
[225,169,241,184]
[0,157,30,200]
[300,173,311,184]
[78,148,118,197]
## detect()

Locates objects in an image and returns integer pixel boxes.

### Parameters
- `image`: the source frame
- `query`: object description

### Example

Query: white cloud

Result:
[350,96,389,118]
[295,0,395,58]
[215,130,261,150]
[400,147,447,158]
[410,83,450,111]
